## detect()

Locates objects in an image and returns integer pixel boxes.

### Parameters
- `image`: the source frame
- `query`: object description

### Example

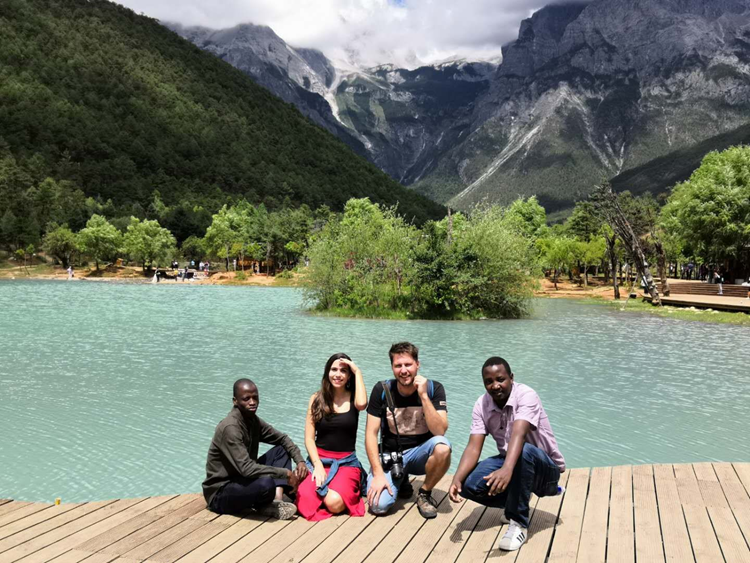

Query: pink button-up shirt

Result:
[470,382,566,472]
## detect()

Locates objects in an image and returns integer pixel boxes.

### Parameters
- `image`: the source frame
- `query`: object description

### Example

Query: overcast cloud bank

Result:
[114,0,585,68]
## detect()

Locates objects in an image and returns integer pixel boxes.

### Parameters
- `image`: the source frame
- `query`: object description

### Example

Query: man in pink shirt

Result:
[449,357,565,552]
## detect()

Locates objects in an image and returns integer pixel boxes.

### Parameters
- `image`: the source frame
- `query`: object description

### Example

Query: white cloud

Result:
[114,0,555,67]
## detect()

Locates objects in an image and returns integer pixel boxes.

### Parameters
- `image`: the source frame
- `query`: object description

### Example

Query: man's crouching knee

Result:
[369,495,396,516]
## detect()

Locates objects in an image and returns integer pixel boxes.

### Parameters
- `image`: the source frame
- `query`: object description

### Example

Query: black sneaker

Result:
[416,489,438,519]
[398,479,413,499]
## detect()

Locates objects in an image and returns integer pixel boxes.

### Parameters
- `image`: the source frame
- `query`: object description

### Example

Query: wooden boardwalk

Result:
[2,463,749,562]
[643,294,750,313]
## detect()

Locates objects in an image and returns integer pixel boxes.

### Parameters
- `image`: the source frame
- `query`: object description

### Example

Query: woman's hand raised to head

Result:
[338,358,361,376]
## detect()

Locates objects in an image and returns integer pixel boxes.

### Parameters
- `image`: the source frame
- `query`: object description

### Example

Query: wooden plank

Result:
[455,506,504,563]
[395,481,466,563]
[304,476,419,563]
[546,467,589,563]
[674,464,724,563]
[145,513,240,562]
[715,463,750,550]
[209,517,293,563]
[0,502,32,518]
[513,470,569,563]
[694,462,729,508]
[633,465,665,563]
[254,513,347,563]
[98,498,207,556]
[0,502,53,528]
[237,516,316,563]
[0,502,82,541]
[606,465,634,563]
[54,552,120,563]
[173,515,267,563]
[362,474,452,563]
[10,496,175,563]
[0,500,13,506]
[674,464,703,507]
[118,508,220,561]
[331,478,426,563]
[576,466,611,563]
[0,498,138,563]
[0,501,117,556]
[474,494,539,563]
[71,495,182,554]
[694,464,750,563]
[425,500,485,563]
[734,463,750,495]
[706,504,750,563]
[303,511,378,563]
[653,464,693,563]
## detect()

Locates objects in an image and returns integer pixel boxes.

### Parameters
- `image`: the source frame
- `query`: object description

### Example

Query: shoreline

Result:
[3,269,748,326]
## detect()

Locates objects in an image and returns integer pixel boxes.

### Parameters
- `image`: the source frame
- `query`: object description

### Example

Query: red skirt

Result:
[295,448,365,521]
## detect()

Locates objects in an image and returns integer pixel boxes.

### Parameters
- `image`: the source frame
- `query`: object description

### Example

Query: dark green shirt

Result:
[202,407,304,506]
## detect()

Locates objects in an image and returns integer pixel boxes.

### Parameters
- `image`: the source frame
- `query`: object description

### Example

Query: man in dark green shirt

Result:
[203,379,308,519]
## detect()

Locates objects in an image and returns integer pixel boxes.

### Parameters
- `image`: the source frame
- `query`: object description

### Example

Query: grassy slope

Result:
[0,0,445,222]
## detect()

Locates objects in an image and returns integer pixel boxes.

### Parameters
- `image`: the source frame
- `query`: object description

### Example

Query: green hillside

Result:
[610,123,750,197]
[0,0,444,231]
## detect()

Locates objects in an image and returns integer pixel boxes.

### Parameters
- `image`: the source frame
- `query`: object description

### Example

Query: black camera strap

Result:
[381,380,403,453]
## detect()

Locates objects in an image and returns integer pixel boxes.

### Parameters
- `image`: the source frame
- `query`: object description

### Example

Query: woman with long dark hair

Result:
[295,352,368,520]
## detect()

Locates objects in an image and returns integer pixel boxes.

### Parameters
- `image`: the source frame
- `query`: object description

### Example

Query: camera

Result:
[379,450,404,481]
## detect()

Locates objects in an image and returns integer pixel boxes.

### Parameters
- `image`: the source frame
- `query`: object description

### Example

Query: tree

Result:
[504,196,549,241]
[592,183,661,305]
[537,236,576,290]
[180,235,205,263]
[77,215,121,271]
[0,209,18,250]
[42,223,78,268]
[122,217,176,270]
[579,237,606,287]
[565,201,602,241]
[662,146,750,274]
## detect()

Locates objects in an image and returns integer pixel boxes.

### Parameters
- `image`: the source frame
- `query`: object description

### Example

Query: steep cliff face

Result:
[169,21,498,184]
[416,0,750,210]
[333,61,497,183]
[167,23,367,157]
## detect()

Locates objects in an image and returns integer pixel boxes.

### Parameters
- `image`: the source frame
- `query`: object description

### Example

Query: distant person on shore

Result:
[203,379,308,520]
[449,357,566,552]
[295,353,368,521]
[714,269,724,295]
[365,342,451,519]
[67,266,74,279]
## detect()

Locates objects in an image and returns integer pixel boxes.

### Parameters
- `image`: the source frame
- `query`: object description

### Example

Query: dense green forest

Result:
[0,0,444,251]
[610,123,750,198]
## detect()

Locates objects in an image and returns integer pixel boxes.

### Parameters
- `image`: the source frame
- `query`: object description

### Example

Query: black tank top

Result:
[315,405,359,452]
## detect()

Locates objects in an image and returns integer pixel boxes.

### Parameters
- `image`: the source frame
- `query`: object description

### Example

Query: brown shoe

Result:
[416,489,438,519]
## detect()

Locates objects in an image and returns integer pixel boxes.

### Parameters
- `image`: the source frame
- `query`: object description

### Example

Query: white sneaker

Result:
[498,519,527,551]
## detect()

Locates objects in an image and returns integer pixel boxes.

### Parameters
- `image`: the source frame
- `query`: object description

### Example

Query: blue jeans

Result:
[459,443,560,528]
[367,435,451,515]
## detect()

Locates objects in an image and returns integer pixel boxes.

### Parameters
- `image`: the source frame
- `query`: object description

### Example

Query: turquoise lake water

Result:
[1,280,749,503]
